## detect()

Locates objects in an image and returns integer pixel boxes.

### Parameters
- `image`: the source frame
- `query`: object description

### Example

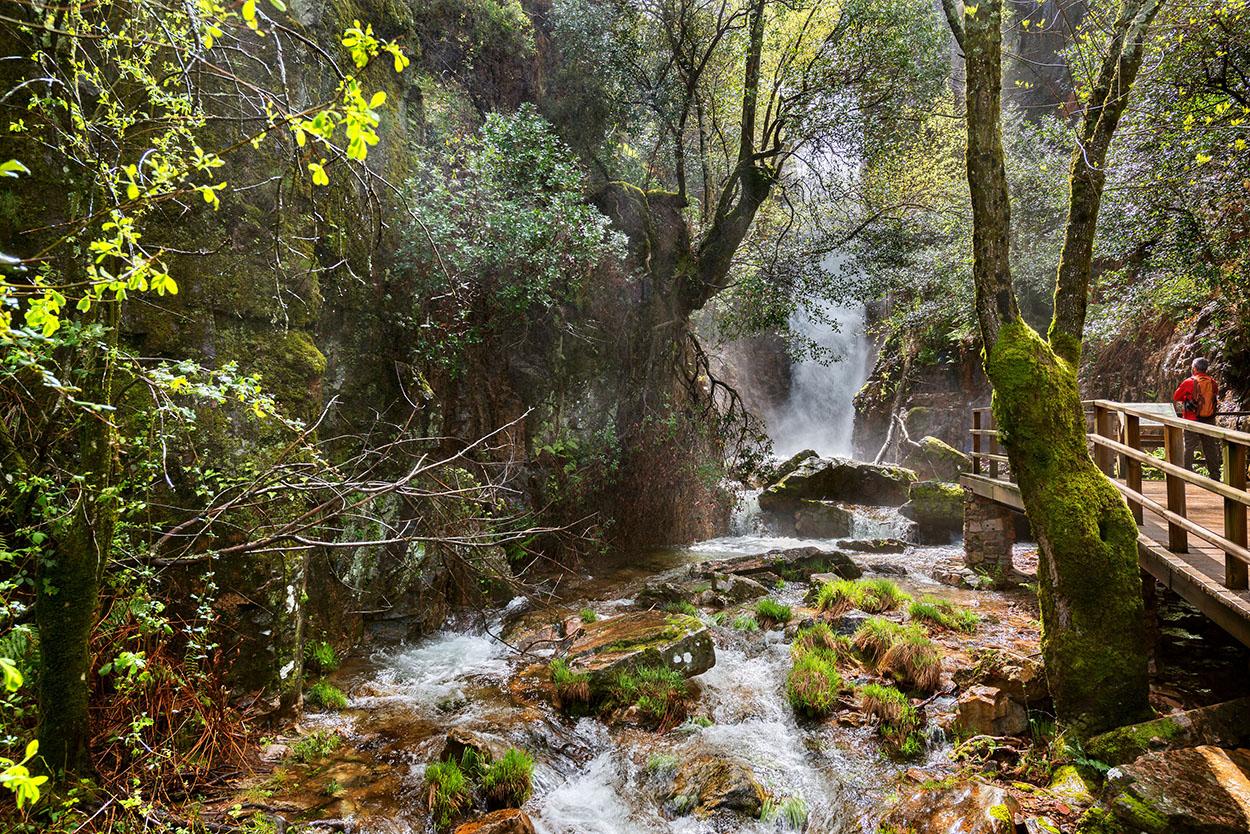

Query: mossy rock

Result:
[900,481,964,543]
[901,435,970,482]
[1103,746,1250,834]
[761,456,917,510]
[1086,696,1250,765]
[563,611,714,684]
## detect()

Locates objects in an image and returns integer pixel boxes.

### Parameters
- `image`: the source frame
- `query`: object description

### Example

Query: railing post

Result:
[1094,403,1116,476]
[1225,440,1249,590]
[988,412,1000,480]
[972,410,982,476]
[1163,423,1188,552]
[1123,413,1143,524]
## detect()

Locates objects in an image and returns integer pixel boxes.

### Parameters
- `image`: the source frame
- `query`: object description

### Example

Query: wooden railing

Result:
[969,401,1250,591]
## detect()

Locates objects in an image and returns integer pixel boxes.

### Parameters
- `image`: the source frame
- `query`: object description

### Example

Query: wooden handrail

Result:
[1089,400,1250,446]
[1088,434,1250,508]
[1105,479,1250,567]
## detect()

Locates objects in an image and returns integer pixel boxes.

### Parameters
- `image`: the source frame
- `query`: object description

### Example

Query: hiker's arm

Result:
[1172,379,1191,402]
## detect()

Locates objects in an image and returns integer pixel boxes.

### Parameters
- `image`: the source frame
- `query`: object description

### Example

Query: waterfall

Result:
[766,301,871,459]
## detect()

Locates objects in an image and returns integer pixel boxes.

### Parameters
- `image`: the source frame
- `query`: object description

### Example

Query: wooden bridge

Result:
[961,401,1250,647]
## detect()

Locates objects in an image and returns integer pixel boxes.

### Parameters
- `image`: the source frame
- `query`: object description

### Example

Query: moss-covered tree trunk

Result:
[943,0,1162,734]
[35,300,120,776]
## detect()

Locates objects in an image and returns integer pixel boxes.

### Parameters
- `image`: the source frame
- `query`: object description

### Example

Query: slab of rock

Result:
[901,435,971,482]
[954,652,1048,705]
[564,611,714,683]
[838,538,908,553]
[712,546,863,581]
[879,781,1019,834]
[453,809,536,834]
[900,481,965,544]
[760,456,917,510]
[956,685,1029,737]
[667,754,766,817]
[638,571,768,610]
[794,500,854,538]
[439,729,507,765]
[1088,696,1250,766]
[1104,746,1250,834]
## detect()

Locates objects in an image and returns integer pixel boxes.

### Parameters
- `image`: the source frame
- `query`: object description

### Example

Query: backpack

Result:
[1187,374,1218,418]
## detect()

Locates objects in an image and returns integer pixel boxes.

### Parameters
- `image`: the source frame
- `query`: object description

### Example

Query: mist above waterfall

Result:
[765,302,872,459]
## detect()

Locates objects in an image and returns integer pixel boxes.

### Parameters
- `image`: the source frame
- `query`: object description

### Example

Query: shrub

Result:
[879,626,942,692]
[481,747,534,809]
[852,617,903,661]
[288,730,341,763]
[305,681,348,710]
[786,652,842,718]
[426,759,472,828]
[908,596,979,632]
[858,578,911,613]
[733,613,761,632]
[815,579,863,615]
[549,658,590,709]
[579,607,598,623]
[304,640,339,675]
[859,683,922,750]
[754,598,793,626]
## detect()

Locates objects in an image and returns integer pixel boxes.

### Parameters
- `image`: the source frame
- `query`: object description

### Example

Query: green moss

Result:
[1075,806,1129,834]
[985,319,1149,734]
[1085,715,1181,765]
[481,747,534,809]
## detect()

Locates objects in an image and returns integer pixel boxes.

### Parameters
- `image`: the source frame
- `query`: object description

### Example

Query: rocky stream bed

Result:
[223,456,1250,834]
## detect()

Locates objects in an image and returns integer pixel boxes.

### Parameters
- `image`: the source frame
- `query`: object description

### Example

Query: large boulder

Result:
[710,546,863,581]
[900,481,965,544]
[1103,746,1250,834]
[760,456,917,510]
[794,500,854,538]
[638,571,768,611]
[667,754,766,817]
[956,685,1029,737]
[901,435,971,482]
[563,611,714,682]
[1087,697,1250,766]
[879,781,1019,834]
[953,651,1048,705]
[453,809,536,834]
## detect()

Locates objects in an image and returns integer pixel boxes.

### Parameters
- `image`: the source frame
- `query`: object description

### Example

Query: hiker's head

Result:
[1193,357,1210,373]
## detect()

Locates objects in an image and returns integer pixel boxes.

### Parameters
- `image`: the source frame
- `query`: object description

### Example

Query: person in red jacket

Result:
[1172,357,1222,480]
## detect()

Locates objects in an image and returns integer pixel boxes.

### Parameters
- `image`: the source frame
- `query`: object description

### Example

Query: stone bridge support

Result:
[963,487,1016,582]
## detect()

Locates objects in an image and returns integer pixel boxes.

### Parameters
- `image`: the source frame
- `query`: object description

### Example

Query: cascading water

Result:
[766,302,872,459]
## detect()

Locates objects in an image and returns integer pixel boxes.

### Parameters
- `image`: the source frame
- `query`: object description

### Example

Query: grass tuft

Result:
[605,664,690,728]
[858,578,911,613]
[480,747,534,809]
[579,607,599,623]
[815,579,863,616]
[663,600,700,617]
[786,651,842,718]
[288,730,340,763]
[549,658,591,709]
[761,794,809,829]
[754,597,793,626]
[908,595,979,632]
[732,613,761,632]
[878,625,942,692]
[852,616,903,661]
[304,640,339,675]
[425,758,471,829]
[858,683,923,754]
[305,681,348,711]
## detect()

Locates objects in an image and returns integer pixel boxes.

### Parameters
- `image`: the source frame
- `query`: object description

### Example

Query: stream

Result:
[269,496,1045,834]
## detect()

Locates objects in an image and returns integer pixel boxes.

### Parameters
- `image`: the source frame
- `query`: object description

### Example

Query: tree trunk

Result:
[35,300,119,777]
[986,321,1150,734]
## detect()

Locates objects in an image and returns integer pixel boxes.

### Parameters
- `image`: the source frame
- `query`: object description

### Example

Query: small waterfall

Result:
[767,301,871,459]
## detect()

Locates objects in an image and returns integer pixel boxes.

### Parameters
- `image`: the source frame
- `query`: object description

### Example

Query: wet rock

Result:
[713,546,863,581]
[760,456,917,510]
[879,781,1019,834]
[1104,746,1250,833]
[564,611,714,682]
[1049,764,1094,804]
[954,652,1048,705]
[453,809,536,834]
[900,481,965,544]
[1022,817,1062,834]
[439,729,507,766]
[638,571,768,611]
[866,561,908,576]
[838,537,908,553]
[956,685,1029,736]
[1087,696,1250,766]
[900,435,971,482]
[794,500,855,538]
[667,754,766,817]
[761,449,821,485]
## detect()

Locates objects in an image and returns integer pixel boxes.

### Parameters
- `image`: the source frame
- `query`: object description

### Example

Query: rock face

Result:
[901,435,971,482]
[879,781,1019,834]
[1087,696,1250,766]
[794,501,855,538]
[900,481,965,543]
[760,456,917,510]
[563,611,714,682]
[453,809,536,834]
[1104,746,1250,834]
[956,685,1029,737]
[667,754,766,817]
